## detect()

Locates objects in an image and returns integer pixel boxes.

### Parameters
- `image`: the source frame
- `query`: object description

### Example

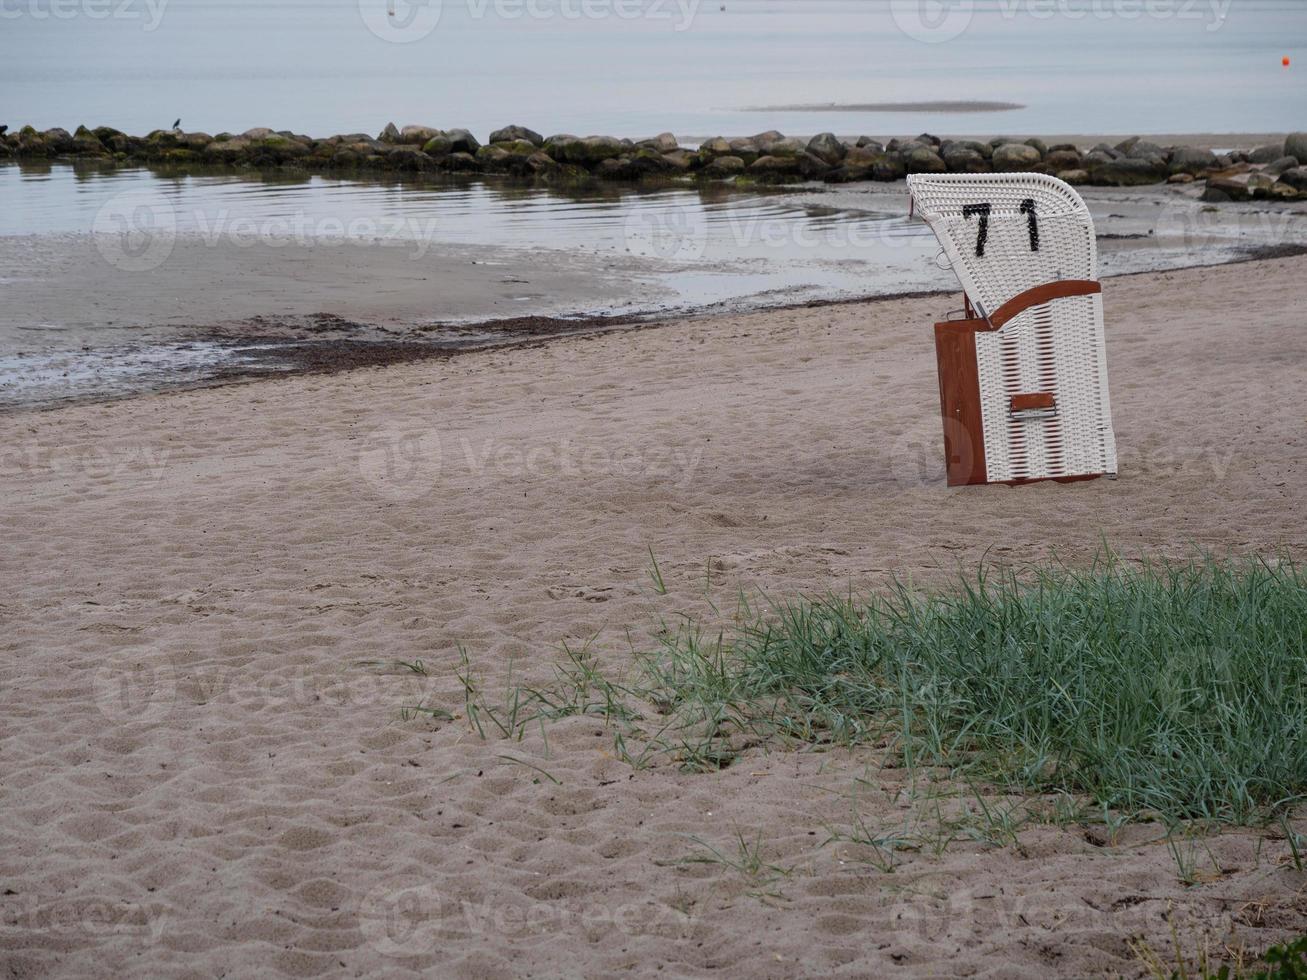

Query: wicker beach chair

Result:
[907,173,1118,486]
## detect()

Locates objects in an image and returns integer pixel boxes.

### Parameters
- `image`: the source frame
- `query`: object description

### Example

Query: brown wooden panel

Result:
[987,279,1102,330]
[1010,392,1056,412]
[933,321,987,486]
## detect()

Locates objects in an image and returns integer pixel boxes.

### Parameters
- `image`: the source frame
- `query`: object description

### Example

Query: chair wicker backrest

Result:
[908,173,1118,483]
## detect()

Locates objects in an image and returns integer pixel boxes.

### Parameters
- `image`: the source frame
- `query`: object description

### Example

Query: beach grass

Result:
[450,552,1307,828]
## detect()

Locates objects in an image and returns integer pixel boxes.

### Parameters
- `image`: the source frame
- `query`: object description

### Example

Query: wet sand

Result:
[6,175,1305,410]
[2,255,1305,978]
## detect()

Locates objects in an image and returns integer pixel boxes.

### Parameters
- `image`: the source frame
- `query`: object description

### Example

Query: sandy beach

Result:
[2,252,1305,977]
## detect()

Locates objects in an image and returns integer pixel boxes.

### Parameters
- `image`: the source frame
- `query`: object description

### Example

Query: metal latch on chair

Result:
[1009,392,1057,421]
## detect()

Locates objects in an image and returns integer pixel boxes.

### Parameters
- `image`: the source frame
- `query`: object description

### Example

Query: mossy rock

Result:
[698,136,732,157]
[386,148,434,171]
[490,139,537,156]
[203,138,251,161]
[489,125,543,146]
[422,135,454,156]
[701,155,745,177]
[476,145,513,171]
[441,152,480,172]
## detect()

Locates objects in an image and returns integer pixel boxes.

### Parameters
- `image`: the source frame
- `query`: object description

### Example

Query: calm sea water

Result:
[2,0,1304,139]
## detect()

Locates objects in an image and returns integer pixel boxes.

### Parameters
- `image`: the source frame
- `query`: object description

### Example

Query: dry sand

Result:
[2,256,1306,978]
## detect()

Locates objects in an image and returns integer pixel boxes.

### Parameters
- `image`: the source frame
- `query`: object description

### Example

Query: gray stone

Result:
[1046,148,1082,171]
[488,125,543,146]
[698,136,732,157]
[942,144,989,173]
[1091,156,1168,185]
[1127,140,1167,161]
[992,142,1042,170]
[1206,175,1253,200]
[379,122,400,143]
[544,134,622,165]
[638,132,679,153]
[203,137,251,161]
[386,148,434,171]
[727,138,759,161]
[806,132,846,165]
[444,128,480,154]
[441,152,480,172]
[1285,133,1307,162]
[1023,137,1047,158]
[1278,166,1307,191]
[422,134,455,156]
[1249,143,1284,164]
[525,151,557,174]
[1168,146,1218,176]
[1264,156,1300,177]
[795,152,834,178]
[764,137,807,158]
[702,155,745,177]
[749,154,800,177]
[903,145,946,174]
[398,125,441,145]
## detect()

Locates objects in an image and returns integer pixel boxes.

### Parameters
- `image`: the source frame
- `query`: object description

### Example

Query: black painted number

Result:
[962,200,1040,257]
[962,202,991,257]
[1020,198,1040,251]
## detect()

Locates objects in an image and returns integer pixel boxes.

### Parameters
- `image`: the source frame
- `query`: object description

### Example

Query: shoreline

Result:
[8,241,1305,416]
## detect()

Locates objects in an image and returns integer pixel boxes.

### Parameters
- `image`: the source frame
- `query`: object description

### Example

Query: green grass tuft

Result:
[636,553,1307,823]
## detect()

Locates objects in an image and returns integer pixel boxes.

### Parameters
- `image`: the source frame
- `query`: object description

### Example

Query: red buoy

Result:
[1284,56,1292,67]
